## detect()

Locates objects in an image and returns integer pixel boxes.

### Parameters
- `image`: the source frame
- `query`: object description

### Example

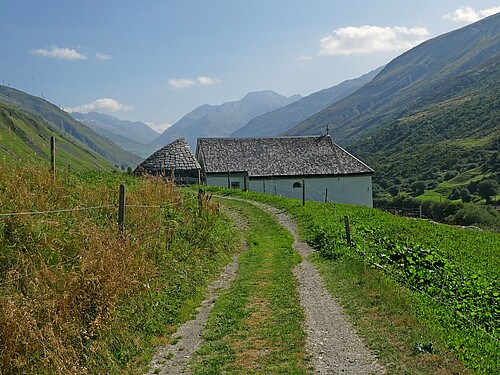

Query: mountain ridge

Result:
[286,12,500,144]
[70,112,159,158]
[154,90,301,149]
[231,66,384,138]
[0,85,142,168]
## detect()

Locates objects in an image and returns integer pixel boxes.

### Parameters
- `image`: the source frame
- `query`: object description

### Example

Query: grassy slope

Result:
[0,85,142,169]
[0,162,238,374]
[0,101,114,171]
[207,187,499,374]
[349,56,500,197]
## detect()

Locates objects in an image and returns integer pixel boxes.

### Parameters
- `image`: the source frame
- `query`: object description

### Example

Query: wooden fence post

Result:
[344,215,351,246]
[325,188,328,203]
[50,136,56,179]
[263,179,266,193]
[227,171,231,189]
[302,178,306,206]
[118,184,125,236]
[198,188,204,214]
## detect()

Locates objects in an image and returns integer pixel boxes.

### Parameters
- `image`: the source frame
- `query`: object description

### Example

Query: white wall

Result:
[207,174,373,207]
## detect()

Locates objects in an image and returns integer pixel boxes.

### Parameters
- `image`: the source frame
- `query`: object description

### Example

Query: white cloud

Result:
[145,122,173,133]
[197,76,220,85]
[95,52,112,61]
[297,55,313,64]
[169,76,221,89]
[169,78,197,89]
[443,6,500,23]
[64,98,133,113]
[317,25,430,56]
[30,45,88,60]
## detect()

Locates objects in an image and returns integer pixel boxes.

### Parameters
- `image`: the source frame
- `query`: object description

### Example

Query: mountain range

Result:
[231,66,384,138]
[71,112,159,158]
[1,12,498,200]
[154,90,301,149]
[286,12,500,198]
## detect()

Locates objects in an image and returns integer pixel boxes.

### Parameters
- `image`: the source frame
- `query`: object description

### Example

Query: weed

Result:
[0,162,238,374]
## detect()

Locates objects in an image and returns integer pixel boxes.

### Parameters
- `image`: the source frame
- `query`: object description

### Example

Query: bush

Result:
[449,187,470,201]
[477,179,500,203]
[388,185,401,197]
[446,204,500,230]
[410,181,426,195]
[444,170,459,181]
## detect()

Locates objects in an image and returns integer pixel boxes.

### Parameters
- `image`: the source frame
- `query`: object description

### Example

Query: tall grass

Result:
[0,163,237,374]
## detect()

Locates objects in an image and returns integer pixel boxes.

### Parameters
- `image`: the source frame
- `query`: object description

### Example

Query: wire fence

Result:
[0,185,201,289]
[0,205,116,217]
[233,174,374,207]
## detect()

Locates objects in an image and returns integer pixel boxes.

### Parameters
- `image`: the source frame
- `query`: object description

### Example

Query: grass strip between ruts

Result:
[190,198,309,374]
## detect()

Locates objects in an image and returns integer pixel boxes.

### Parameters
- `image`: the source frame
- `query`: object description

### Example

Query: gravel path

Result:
[146,198,384,374]
[145,207,247,375]
[145,253,241,375]
[259,203,385,375]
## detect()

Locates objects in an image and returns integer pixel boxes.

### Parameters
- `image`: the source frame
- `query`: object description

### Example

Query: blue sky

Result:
[1,1,499,132]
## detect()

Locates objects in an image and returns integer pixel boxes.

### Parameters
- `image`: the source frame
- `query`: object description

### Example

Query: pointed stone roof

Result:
[196,136,373,177]
[135,138,200,175]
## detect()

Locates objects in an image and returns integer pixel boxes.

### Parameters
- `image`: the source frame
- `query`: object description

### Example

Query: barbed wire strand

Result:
[0,205,115,217]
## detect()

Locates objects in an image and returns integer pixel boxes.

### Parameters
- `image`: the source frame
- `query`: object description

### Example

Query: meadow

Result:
[0,162,238,374]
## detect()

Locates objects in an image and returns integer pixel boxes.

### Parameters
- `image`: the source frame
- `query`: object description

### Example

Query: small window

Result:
[231,181,240,189]
[293,181,302,189]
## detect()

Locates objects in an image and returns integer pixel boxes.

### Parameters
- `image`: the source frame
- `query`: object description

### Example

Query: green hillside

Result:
[285,13,500,200]
[0,85,142,169]
[288,13,500,142]
[0,101,114,171]
[349,55,500,199]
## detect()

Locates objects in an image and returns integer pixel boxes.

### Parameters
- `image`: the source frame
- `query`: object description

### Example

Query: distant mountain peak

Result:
[231,66,383,138]
[153,90,301,149]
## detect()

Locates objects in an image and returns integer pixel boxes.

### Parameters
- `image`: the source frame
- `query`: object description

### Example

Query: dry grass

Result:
[0,163,228,374]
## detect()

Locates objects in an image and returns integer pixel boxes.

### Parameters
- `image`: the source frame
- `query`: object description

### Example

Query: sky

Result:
[1,1,499,133]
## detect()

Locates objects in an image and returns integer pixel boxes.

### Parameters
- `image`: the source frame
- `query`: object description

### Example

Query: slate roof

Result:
[196,136,373,178]
[135,138,200,175]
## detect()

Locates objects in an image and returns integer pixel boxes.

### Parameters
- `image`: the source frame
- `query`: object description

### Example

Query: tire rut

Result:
[146,198,385,374]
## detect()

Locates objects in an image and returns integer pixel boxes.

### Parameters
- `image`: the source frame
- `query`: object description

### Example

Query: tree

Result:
[410,181,426,195]
[388,185,401,197]
[477,179,500,203]
[449,187,470,201]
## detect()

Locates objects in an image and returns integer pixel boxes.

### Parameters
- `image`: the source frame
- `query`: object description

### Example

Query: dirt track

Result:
[146,198,384,374]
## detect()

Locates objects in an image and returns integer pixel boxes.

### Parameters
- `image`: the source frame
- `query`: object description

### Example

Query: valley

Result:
[0,8,499,375]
